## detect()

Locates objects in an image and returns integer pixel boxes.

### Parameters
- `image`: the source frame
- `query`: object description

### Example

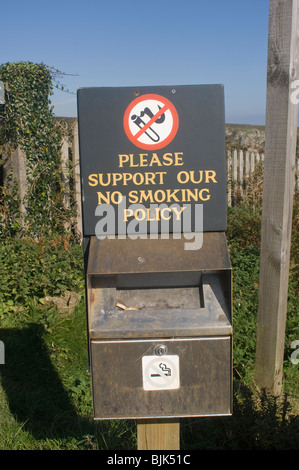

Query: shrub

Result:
[0,236,84,310]
[0,61,75,238]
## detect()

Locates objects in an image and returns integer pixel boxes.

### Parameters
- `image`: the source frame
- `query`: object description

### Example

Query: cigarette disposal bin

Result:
[85,232,232,419]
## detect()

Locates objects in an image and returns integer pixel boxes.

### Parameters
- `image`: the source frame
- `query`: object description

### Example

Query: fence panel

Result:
[60,121,82,238]
[226,148,298,206]
[227,149,265,206]
[1,127,298,237]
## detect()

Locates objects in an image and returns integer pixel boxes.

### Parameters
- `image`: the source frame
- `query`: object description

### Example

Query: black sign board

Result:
[77,85,226,237]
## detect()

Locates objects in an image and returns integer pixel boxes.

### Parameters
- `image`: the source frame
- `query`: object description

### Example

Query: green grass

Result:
[0,298,137,450]
[0,201,298,450]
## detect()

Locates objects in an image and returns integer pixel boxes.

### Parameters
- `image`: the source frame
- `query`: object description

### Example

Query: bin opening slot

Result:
[88,273,232,338]
[115,286,203,310]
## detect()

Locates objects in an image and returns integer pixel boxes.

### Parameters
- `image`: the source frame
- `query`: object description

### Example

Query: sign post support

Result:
[137,419,180,450]
[255,0,299,395]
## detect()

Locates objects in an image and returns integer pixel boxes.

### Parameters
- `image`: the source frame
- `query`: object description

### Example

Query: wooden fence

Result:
[60,121,82,237]
[63,133,270,237]
[62,133,298,232]
[226,149,265,206]
[227,148,299,206]
[2,121,299,240]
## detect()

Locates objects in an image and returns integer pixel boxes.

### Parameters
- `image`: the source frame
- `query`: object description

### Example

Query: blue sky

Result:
[2,0,270,124]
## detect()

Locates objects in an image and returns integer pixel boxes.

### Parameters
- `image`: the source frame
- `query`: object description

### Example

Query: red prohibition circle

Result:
[123,94,179,150]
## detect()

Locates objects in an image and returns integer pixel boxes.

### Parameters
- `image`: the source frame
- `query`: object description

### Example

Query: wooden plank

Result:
[61,137,70,208]
[71,121,83,239]
[226,150,232,206]
[250,151,255,175]
[232,149,238,181]
[244,151,250,178]
[255,152,261,167]
[3,145,27,228]
[137,419,180,450]
[61,137,71,232]
[255,0,299,395]
[238,150,244,195]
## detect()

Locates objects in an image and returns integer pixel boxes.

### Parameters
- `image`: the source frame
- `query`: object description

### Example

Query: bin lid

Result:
[87,232,231,275]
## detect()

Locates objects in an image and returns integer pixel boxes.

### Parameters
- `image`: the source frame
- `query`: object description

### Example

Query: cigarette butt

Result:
[116,302,139,311]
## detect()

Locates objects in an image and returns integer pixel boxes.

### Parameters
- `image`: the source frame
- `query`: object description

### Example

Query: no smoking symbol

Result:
[123,94,179,150]
[142,355,180,391]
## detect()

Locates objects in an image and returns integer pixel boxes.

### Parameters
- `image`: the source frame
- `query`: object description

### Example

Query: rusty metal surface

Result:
[87,232,231,275]
[89,274,232,340]
[86,232,233,420]
[90,336,232,419]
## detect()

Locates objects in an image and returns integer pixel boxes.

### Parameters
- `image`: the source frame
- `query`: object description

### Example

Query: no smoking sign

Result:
[142,355,180,391]
[78,85,227,235]
[123,94,179,150]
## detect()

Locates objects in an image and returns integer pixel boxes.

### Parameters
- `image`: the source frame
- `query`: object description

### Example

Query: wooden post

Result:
[3,145,28,228]
[226,150,232,206]
[61,136,71,232]
[255,0,299,395]
[71,120,83,240]
[137,419,180,450]
[61,137,70,208]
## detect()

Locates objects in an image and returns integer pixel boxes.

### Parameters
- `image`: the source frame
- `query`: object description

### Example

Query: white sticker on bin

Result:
[142,355,180,391]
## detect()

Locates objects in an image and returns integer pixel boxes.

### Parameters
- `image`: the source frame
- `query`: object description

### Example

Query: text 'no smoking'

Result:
[123,94,179,150]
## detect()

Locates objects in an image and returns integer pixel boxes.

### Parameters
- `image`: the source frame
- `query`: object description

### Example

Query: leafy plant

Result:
[0,171,21,238]
[0,61,76,238]
[0,236,84,310]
